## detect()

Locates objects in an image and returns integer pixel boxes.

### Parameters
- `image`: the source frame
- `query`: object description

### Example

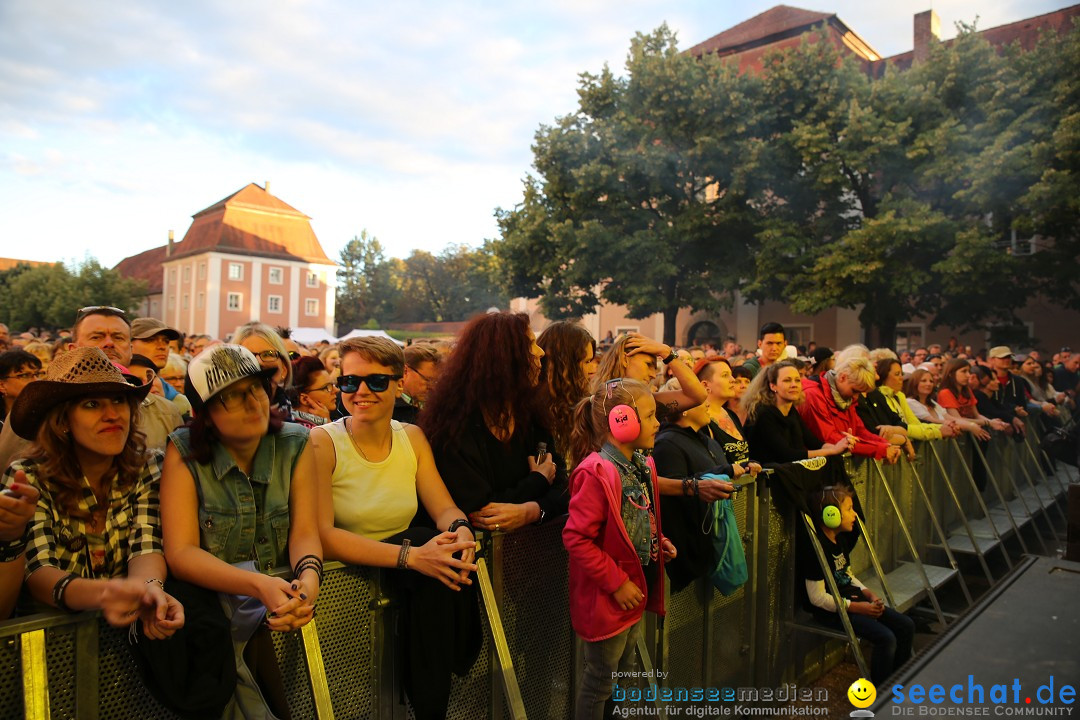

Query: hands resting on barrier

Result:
[408,529,478,591]
[254,574,317,632]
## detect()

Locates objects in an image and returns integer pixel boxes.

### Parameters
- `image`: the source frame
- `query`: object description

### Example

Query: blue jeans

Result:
[575,622,641,720]
[814,606,915,685]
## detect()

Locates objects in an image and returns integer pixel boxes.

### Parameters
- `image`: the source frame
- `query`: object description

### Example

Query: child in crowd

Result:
[798,485,914,685]
[564,378,677,720]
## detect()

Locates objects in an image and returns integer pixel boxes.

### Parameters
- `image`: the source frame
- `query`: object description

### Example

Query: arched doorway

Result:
[686,320,727,346]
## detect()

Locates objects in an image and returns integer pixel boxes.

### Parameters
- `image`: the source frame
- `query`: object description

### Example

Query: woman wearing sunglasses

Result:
[160,344,321,718]
[235,322,296,422]
[3,347,184,634]
[310,336,479,720]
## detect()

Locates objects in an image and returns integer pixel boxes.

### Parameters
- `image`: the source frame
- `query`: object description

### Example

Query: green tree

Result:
[0,258,144,330]
[495,25,762,345]
[335,230,399,332]
[397,244,508,322]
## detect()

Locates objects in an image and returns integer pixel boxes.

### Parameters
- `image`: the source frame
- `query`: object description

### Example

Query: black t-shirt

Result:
[703,410,751,466]
[796,527,863,611]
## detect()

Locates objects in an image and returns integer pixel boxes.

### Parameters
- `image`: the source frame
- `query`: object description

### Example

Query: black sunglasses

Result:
[336,374,401,393]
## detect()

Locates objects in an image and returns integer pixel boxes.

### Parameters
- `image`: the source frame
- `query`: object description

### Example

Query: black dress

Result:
[744,404,825,465]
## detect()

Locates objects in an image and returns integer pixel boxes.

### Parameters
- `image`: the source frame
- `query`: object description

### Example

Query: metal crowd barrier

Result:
[0,418,1073,718]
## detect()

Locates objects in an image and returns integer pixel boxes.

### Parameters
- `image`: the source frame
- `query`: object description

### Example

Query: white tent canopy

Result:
[289,327,339,345]
[336,328,405,346]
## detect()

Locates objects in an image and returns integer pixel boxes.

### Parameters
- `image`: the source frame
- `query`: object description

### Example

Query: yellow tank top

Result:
[323,419,418,541]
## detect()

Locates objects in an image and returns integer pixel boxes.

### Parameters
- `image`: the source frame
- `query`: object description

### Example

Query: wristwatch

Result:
[662,350,679,365]
[534,508,547,526]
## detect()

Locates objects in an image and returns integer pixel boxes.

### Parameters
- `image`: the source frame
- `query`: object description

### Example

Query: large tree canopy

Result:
[494,21,1080,347]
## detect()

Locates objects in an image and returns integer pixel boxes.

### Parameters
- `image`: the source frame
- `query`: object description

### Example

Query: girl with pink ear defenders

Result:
[563,378,676,718]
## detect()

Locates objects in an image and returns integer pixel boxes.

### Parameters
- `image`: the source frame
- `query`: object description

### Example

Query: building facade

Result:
[117,183,337,339]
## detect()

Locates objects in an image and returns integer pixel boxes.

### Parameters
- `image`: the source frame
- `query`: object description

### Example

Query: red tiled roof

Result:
[170,183,334,264]
[687,5,835,56]
[113,245,168,294]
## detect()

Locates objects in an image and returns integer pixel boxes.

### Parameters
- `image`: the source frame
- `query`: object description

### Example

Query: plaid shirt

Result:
[2,452,164,580]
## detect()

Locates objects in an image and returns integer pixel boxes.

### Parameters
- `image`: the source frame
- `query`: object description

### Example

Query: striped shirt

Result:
[2,452,164,580]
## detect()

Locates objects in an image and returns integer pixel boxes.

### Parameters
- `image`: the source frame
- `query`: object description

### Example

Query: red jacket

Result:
[562,451,666,642]
[798,375,891,460]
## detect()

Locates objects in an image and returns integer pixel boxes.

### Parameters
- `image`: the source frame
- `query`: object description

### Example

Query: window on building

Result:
[783,325,813,350]
[305,298,319,316]
[894,325,926,354]
[182,267,190,283]
[269,267,283,285]
[182,294,189,310]
[167,296,175,310]
[198,263,206,280]
[268,295,282,313]
[306,271,319,288]
[227,293,243,311]
[150,300,159,314]
[228,263,244,281]
[169,268,176,285]
[197,292,205,309]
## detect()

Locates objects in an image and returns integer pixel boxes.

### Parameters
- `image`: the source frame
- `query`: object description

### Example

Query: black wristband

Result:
[52,573,80,613]
[447,518,474,535]
[663,350,679,365]
[0,525,30,563]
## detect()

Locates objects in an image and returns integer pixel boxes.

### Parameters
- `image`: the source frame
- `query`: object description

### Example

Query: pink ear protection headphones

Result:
[604,379,641,443]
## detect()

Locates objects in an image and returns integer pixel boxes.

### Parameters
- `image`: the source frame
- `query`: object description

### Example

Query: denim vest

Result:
[169,423,310,572]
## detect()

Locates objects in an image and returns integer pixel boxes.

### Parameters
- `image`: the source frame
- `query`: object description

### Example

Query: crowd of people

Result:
[0,312,1076,718]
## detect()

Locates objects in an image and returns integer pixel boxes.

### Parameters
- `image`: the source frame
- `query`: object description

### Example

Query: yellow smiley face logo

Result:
[848,678,876,708]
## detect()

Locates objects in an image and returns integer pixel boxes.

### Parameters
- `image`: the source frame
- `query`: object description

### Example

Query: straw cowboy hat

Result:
[10,346,152,439]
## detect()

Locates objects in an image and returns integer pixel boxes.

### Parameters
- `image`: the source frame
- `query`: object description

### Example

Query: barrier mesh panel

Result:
[270,620,317,719]
[97,621,183,720]
[497,520,574,720]
[665,580,706,688]
[44,623,77,720]
[764,502,793,686]
[446,592,492,720]
[707,489,751,687]
[0,628,23,719]
[318,565,377,719]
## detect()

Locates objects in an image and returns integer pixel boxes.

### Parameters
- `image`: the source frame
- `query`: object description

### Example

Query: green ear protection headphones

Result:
[820,486,842,529]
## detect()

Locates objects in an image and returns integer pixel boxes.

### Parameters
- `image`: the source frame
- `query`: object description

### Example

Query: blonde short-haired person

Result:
[798,352,901,463]
[311,336,479,720]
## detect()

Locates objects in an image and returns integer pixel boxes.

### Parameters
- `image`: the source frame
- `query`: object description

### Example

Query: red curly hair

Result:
[419,312,547,449]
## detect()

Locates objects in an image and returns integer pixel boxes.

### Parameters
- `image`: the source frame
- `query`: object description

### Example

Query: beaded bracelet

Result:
[52,573,79,613]
[397,539,412,570]
[145,578,165,591]
[293,554,324,584]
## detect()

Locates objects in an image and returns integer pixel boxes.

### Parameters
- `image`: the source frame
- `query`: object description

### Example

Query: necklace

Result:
[346,418,391,461]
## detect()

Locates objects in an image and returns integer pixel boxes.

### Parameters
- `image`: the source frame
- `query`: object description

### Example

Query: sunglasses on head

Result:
[336,374,401,393]
[75,305,128,323]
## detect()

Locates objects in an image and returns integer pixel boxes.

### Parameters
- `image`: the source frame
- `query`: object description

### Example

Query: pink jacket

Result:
[562,451,666,642]
[799,375,891,459]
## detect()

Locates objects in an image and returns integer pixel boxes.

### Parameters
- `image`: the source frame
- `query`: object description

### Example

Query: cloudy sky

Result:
[0,0,1070,268]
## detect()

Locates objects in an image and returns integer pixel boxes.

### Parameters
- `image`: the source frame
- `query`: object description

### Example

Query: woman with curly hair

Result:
[536,321,597,464]
[3,347,184,634]
[420,312,567,532]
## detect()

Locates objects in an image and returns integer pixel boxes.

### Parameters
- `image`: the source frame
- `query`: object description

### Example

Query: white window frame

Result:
[306,271,319,288]
[182,266,190,283]
[268,267,283,285]
[782,324,813,351]
[182,294,189,310]
[894,324,926,354]
[615,326,640,336]
[227,292,243,312]
[267,295,283,314]
[197,292,205,310]
[305,298,319,316]
[167,295,175,310]
[198,262,206,280]
[228,263,244,281]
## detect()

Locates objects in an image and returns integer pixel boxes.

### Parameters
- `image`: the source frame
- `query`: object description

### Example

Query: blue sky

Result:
[0,0,1070,267]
